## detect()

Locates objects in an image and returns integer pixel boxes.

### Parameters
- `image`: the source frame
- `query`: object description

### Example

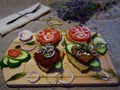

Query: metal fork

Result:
[7,4,41,25]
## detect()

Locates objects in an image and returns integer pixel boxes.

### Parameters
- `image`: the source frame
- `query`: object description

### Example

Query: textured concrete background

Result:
[0,0,120,90]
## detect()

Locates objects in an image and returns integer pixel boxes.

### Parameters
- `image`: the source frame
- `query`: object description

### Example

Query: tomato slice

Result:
[38,29,60,45]
[38,30,45,36]
[69,26,91,42]
[8,49,21,58]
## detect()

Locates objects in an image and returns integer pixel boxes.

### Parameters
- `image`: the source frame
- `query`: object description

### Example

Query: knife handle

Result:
[7,14,25,25]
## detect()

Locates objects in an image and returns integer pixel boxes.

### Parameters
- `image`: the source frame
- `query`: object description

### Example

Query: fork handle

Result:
[7,14,26,25]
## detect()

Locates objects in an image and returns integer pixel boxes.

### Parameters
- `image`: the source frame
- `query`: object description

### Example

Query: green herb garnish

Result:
[61,39,67,47]
[0,72,27,87]
[105,69,120,81]
[91,69,120,82]
[90,73,108,80]
[6,72,27,82]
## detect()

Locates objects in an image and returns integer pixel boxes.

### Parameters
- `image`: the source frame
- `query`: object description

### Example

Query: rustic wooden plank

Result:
[2,33,118,87]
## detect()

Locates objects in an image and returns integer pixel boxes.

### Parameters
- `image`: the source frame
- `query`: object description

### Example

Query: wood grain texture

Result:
[2,33,118,87]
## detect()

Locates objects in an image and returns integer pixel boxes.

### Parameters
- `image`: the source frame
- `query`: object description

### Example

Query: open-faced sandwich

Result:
[65,25,108,73]
[37,28,61,45]
[34,45,63,72]
[65,43,101,73]
[66,26,91,43]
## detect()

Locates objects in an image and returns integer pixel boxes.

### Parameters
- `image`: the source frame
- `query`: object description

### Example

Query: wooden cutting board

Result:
[2,33,119,87]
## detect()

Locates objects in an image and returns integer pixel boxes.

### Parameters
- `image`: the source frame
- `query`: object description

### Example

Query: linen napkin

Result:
[0,3,50,36]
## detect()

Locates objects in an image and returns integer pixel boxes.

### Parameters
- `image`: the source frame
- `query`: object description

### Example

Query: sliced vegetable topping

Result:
[38,29,61,45]
[69,26,91,42]
[73,43,97,55]
[89,58,101,68]
[94,36,107,45]
[21,43,36,51]
[0,50,31,68]
[26,71,40,83]
[18,30,33,41]
[93,36,107,55]
[43,49,55,58]
[0,57,9,67]
[57,71,74,84]
[8,49,21,58]
[54,60,63,70]
[8,58,21,68]
[65,44,74,56]
[36,45,56,58]
[13,50,31,62]
[43,46,55,58]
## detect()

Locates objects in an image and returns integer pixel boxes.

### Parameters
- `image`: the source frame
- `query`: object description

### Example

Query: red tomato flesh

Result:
[69,26,91,42]
[8,49,21,58]
[38,29,60,45]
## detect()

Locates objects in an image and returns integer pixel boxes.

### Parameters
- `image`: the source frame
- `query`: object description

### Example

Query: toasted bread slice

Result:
[66,53,90,72]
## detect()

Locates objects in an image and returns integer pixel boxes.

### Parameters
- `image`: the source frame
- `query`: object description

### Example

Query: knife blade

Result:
[7,4,41,25]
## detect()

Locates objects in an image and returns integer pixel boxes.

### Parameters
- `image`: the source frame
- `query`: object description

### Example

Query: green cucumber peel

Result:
[65,43,74,56]
[89,58,101,68]
[93,36,107,55]
[0,57,9,69]
[0,50,31,69]
[54,60,63,69]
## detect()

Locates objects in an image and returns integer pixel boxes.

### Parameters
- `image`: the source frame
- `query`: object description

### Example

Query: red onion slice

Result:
[18,30,32,41]
[50,29,57,35]
[81,27,90,33]
[38,30,45,36]
[26,71,40,83]
[21,44,36,51]
[57,71,74,84]
[43,34,54,41]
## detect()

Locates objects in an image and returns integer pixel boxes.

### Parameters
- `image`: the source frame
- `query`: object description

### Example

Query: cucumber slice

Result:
[89,58,101,68]
[8,58,21,68]
[15,50,29,60]
[65,44,73,55]
[54,60,63,69]
[93,36,107,55]
[0,50,31,68]
[94,36,106,45]
[9,50,31,62]
[0,57,9,67]
[23,53,31,62]
[96,45,107,55]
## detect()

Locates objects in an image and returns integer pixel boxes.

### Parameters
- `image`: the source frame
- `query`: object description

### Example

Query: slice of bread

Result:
[66,53,90,72]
